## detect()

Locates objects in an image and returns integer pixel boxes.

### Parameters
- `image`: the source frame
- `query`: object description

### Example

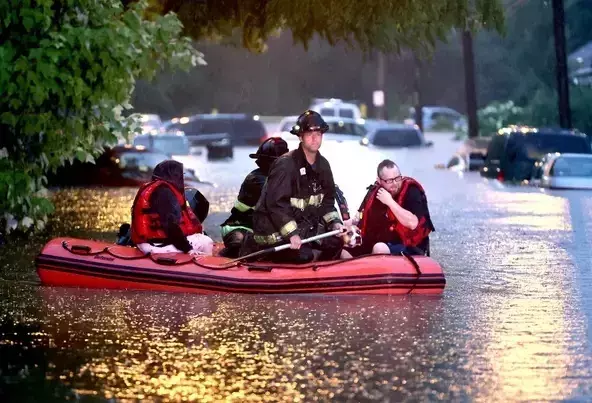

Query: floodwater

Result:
[1,133,592,401]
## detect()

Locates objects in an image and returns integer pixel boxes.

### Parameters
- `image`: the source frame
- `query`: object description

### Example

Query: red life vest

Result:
[131,180,203,245]
[358,177,432,247]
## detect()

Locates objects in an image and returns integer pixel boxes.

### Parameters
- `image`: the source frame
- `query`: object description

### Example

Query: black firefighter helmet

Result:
[289,110,329,135]
[249,137,289,161]
[185,187,210,223]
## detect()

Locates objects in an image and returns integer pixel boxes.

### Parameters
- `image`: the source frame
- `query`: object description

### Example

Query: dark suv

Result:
[480,126,591,182]
[166,114,266,148]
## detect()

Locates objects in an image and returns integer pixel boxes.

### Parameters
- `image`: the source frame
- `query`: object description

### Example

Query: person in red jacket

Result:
[130,160,213,256]
[351,159,435,256]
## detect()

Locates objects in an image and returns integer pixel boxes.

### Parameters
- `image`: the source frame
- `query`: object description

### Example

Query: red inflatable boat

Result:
[35,238,446,295]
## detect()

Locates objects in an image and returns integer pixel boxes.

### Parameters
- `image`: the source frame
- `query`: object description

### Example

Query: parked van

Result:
[309,98,362,120]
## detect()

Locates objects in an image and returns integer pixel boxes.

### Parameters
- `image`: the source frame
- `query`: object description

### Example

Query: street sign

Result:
[373,91,384,107]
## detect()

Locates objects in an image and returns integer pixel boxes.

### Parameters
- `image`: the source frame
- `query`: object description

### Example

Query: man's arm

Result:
[233,172,266,212]
[376,187,422,230]
[152,188,192,253]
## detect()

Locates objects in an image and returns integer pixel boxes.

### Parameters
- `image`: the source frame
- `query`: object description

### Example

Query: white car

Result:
[268,115,367,144]
[530,153,592,189]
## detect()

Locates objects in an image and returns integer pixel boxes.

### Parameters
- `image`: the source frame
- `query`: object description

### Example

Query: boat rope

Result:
[61,240,429,274]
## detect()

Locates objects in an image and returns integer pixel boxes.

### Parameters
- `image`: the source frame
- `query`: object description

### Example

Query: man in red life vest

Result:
[130,160,213,256]
[351,159,435,256]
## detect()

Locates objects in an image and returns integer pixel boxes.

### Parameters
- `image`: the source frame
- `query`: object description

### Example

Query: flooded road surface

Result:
[2,133,592,401]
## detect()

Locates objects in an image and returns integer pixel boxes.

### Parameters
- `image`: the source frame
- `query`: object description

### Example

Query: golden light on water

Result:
[466,190,583,402]
[76,336,304,402]
[41,294,306,402]
[35,290,450,402]
[50,187,238,233]
[477,189,571,232]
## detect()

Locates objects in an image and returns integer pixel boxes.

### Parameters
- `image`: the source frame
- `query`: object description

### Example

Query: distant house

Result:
[569,41,592,85]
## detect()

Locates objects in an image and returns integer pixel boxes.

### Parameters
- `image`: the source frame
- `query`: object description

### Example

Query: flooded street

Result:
[2,132,592,401]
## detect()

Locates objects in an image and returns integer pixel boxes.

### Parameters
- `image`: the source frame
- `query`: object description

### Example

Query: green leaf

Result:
[22,16,34,31]
[0,111,17,126]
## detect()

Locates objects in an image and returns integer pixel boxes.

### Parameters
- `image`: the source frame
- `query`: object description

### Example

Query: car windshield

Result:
[339,109,354,118]
[551,157,592,177]
[326,121,366,136]
[133,136,189,155]
[508,134,591,161]
[117,151,168,172]
[232,119,266,139]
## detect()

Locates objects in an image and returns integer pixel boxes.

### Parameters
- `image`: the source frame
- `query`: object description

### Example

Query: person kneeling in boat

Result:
[219,137,289,258]
[243,110,346,263]
[350,159,435,256]
[130,160,214,256]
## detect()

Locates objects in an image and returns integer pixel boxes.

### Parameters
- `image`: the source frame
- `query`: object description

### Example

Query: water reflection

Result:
[50,187,238,234]
[35,288,445,401]
[463,188,591,401]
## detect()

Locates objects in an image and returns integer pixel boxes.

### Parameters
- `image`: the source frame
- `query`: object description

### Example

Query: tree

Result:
[473,0,592,106]
[1,0,505,236]
[0,0,202,234]
[144,0,505,53]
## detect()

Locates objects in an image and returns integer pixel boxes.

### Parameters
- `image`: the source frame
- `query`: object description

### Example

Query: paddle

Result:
[220,228,346,266]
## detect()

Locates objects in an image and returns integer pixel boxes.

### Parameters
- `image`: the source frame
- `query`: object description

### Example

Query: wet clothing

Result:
[220,168,350,259]
[219,167,267,257]
[384,242,428,256]
[218,137,290,258]
[335,185,350,221]
[130,160,205,253]
[221,167,267,236]
[355,177,434,256]
[246,144,343,262]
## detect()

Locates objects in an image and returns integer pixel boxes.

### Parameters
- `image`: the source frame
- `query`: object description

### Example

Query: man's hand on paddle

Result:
[330,222,347,237]
[289,235,302,249]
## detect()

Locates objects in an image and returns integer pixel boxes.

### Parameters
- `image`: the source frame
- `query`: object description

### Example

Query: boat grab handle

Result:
[154,256,178,265]
[247,265,273,272]
[62,241,101,255]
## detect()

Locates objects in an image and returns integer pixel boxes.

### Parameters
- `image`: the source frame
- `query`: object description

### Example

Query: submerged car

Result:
[530,153,592,190]
[480,126,591,182]
[47,145,213,188]
[360,124,433,148]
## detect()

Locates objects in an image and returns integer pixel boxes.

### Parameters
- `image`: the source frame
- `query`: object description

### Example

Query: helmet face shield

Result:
[185,188,209,223]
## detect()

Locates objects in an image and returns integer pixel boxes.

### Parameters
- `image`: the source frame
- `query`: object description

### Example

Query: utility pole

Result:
[552,0,572,128]
[413,53,424,132]
[462,29,479,138]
